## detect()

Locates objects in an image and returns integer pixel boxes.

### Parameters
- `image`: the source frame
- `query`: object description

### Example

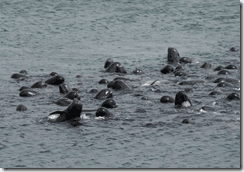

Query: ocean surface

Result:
[0,0,240,168]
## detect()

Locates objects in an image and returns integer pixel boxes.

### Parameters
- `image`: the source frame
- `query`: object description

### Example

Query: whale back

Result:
[105,62,121,73]
[63,99,83,120]
[94,89,113,100]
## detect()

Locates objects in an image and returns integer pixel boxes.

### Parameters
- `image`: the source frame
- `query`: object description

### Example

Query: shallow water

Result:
[0,0,240,168]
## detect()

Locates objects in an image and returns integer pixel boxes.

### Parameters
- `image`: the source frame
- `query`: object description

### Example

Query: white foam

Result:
[80,114,90,119]
[95,116,105,120]
[198,108,206,113]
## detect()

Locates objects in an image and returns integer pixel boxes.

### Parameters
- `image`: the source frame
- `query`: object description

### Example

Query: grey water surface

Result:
[0,0,240,168]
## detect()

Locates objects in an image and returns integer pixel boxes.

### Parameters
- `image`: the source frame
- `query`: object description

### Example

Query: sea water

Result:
[0,0,240,168]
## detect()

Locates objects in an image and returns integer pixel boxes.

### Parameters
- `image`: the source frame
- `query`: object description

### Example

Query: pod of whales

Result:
[9,46,239,125]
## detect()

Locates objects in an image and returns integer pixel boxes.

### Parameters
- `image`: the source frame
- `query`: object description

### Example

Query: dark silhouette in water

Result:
[175,91,192,108]
[16,104,27,111]
[45,75,65,85]
[94,89,113,100]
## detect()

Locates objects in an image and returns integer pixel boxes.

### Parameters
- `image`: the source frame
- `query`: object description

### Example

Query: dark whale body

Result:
[99,79,109,84]
[96,107,113,117]
[161,65,174,74]
[16,104,27,111]
[133,69,144,74]
[104,58,114,68]
[19,70,28,75]
[160,96,175,103]
[209,91,222,95]
[94,89,113,100]
[59,83,72,94]
[54,98,72,106]
[179,80,204,85]
[19,89,39,97]
[19,86,31,92]
[180,57,193,64]
[225,65,237,70]
[101,99,117,108]
[218,70,230,75]
[214,66,224,71]
[105,62,127,74]
[175,91,192,108]
[201,62,212,69]
[31,81,47,88]
[226,93,240,101]
[45,75,65,85]
[64,91,80,100]
[167,47,180,64]
[48,99,83,122]
[50,72,58,76]
[11,73,28,79]
[107,80,130,91]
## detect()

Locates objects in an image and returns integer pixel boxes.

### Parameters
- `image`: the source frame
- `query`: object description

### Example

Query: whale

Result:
[31,81,47,88]
[48,99,83,122]
[104,58,114,68]
[167,47,180,64]
[175,91,192,108]
[160,96,175,103]
[19,89,39,97]
[16,104,27,111]
[59,83,72,94]
[19,86,31,92]
[95,107,113,117]
[224,65,237,70]
[19,70,28,75]
[64,91,80,100]
[218,70,230,75]
[133,68,144,74]
[98,79,109,84]
[45,75,65,85]
[48,99,99,122]
[201,62,212,69]
[54,98,72,106]
[180,57,193,64]
[11,73,28,79]
[49,72,58,76]
[214,66,224,71]
[161,65,174,74]
[94,89,113,100]
[101,98,117,108]
[105,62,127,74]
[226,93,240,101]
[178,80,205,85]
[107,80,130,91]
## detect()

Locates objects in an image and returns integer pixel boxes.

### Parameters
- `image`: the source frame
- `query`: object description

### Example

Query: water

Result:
[0,0,240,168]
